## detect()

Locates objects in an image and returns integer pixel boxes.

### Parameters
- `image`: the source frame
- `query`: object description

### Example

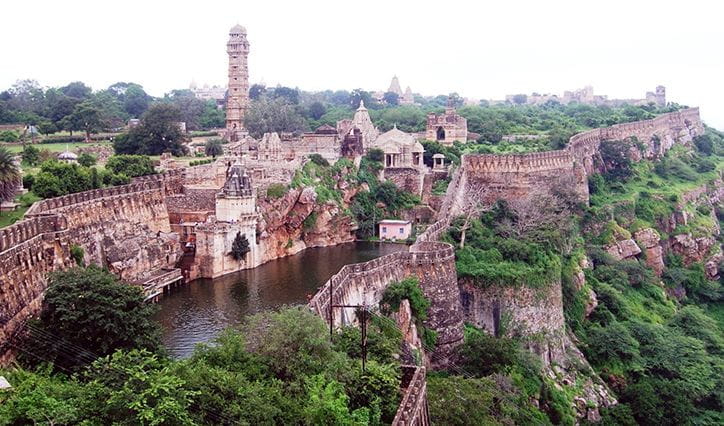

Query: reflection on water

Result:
[155,241,406,358]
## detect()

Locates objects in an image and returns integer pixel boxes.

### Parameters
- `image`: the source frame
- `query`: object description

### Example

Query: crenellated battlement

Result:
[463,150,575,174]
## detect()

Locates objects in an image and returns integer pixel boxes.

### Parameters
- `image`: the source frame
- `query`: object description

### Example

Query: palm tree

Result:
[0,147,20,205]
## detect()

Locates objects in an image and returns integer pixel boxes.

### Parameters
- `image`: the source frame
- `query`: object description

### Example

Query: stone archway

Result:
[436,126,445,141]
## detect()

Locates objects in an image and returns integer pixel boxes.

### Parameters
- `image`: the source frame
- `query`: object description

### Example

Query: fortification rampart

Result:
[309,239,463,366]
[1,170,185,360]
[447,108,704,209]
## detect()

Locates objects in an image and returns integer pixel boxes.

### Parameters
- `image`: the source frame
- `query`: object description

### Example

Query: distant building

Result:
[379,219,412,241]
[375,76,415,105]
[501,85,666,107]
[190,79,226,107]
[425,102,468,146]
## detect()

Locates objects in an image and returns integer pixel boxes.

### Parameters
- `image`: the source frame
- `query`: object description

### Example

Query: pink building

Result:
[378,219,412,241]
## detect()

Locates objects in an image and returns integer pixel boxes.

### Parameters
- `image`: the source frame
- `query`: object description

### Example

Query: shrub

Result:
[230,232,250,261]
[0,130,19,142]
[380,277,430,321]
[308,153,329,167]
[70,244,84,266]
[21,145,40,165]
[77,152,96,167]
[266,183,287,199]
[106,155,155,177]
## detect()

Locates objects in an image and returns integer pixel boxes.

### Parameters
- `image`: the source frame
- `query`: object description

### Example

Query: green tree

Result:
[230,232,251,261]
[84,350,196,425]
[303,375,370,425]
[114,103,188,155]
[36,121,58,136]
[204,138,224,158]
[244,97,307,139]
[308,101,326,120]
[199,100,225,128]
[26,266,162,369]
[0,146,20,204]
[106,154,155,177]
[67,101,105,142]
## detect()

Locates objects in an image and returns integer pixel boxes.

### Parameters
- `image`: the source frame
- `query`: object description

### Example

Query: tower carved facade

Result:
[226,24,250,141]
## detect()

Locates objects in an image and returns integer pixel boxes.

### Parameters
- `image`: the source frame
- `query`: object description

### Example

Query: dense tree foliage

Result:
[2,307,404,425]
[27,159,130,198]
[244,97,307,139]
[106,154,155,177]
[0,146,20,203]
[113,104,188,155]
[18,267,162,371]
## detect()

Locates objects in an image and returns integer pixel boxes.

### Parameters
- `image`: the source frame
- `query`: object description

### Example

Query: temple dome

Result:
[230,24,247,34]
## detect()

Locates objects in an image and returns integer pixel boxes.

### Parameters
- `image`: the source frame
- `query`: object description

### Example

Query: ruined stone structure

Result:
[307,107,705,421]
[308,239,464,367]
[502,85,667,107]
[257,132,282,161]
[225,24,250,142]
[392,366,429,425]
[424,105,468,146]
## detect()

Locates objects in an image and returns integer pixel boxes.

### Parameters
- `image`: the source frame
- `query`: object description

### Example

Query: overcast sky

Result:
[2,0,722,128]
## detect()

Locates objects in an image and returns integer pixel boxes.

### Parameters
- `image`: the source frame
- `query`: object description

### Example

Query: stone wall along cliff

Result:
[1,171,186,360]
[309,241,463,367]
[446,108,704,211]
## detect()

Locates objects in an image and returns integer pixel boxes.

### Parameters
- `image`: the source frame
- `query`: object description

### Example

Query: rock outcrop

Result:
[605,239,641,261]
[257,184,357,263]
[633,228,665,276]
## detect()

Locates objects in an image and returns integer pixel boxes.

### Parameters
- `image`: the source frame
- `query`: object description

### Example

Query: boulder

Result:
[669,234,717,265]
[634,228,665,276]
[605,239,641,261]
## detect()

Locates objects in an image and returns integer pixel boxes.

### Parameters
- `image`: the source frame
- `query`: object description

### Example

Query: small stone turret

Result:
[216,159,255,222]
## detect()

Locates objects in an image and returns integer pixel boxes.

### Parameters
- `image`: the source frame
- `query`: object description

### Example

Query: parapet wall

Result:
[1,170,186,360]
[448,108,704,209]
[309,240,463,367]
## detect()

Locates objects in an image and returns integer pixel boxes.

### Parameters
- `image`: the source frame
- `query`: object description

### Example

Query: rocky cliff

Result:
[460,278,617,421]
[257,183,358,262]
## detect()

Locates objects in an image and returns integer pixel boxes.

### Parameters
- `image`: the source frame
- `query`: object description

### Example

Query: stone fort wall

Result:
[448,108,704,211]
[0,171,186,359]
[309,240,463,367]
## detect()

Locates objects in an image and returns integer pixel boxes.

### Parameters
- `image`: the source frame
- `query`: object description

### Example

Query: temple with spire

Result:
[374,76,415,105]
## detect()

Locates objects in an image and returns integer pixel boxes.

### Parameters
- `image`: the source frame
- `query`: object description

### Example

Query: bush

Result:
[21,145,40,165]
[230,232,250,261]
[308,153,329,167]
[69,244,84,266]
[380,277,430,321]
[22,174,34,190]
[0,130,19,142]
[106,155,155,177]
[77,152,96,167]
[266,183,287,199]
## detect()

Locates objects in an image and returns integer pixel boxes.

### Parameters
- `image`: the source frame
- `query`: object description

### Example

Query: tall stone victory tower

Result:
[226,24,250,142]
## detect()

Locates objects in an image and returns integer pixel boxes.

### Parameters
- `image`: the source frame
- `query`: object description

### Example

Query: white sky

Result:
[2,0,722,129]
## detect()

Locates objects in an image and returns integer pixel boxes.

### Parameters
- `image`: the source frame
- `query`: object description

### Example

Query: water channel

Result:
[155,241,407,358]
